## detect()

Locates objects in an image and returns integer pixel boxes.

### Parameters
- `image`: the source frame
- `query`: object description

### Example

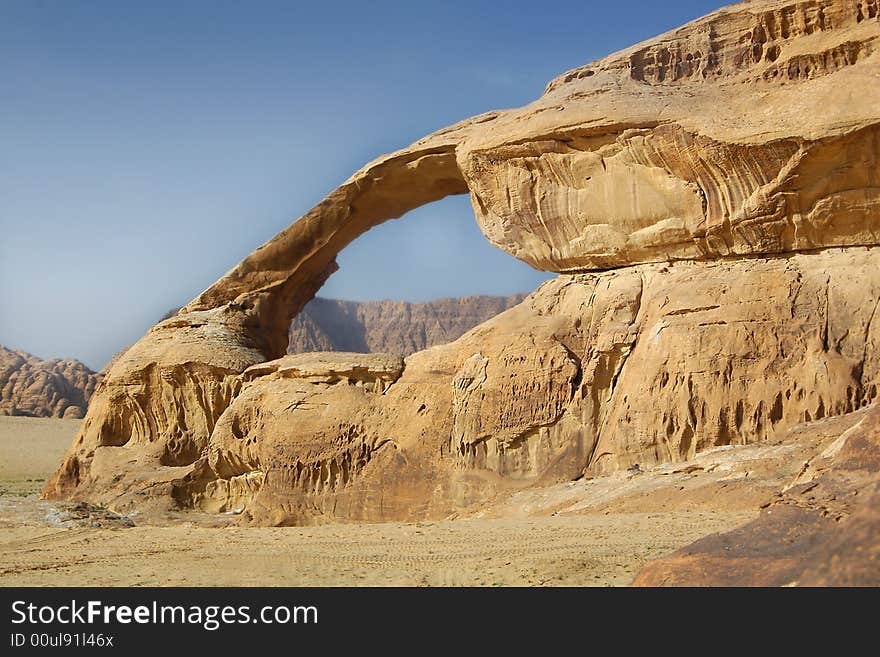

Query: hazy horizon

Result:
[1,0,721,369]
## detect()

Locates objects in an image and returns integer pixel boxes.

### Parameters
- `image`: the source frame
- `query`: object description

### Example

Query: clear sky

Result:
[0,0,723,370]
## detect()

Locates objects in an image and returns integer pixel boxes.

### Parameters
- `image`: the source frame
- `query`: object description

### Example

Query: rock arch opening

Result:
[44,141,480,490]
[184,145,469,359]
[289,194,554,356]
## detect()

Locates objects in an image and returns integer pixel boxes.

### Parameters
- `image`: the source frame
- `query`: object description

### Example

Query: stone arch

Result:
[184,144,468,359]
[43,0,880,513]
[42,135,476,497]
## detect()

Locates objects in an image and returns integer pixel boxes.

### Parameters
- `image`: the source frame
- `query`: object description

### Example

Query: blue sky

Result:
[0,0,723,369]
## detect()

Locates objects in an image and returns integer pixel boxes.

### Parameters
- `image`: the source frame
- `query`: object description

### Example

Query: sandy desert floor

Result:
[0,415,763,586]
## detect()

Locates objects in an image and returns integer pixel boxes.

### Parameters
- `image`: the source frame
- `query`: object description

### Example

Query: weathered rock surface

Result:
[241,352,404,388]
[44,0,880,540]
[46,247,880,524]
[467,0,880,271]
[288,295,525,356]
[476,406,870,519]
[0,347,101,419]
[633,403,880,586]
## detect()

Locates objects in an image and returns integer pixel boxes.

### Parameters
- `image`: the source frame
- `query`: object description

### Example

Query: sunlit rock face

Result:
[458,0,880,271]
[44,0,880,529]
[633,403,880,587]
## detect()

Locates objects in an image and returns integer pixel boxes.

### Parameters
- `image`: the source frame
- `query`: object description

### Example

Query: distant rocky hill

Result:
[0,347,102,418]
[288,295,525,355]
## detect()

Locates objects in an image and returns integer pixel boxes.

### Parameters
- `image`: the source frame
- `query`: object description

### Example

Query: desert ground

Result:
[0,415,763,586]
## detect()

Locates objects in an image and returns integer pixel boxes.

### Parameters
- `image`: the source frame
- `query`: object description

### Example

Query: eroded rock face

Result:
[241,352,404,389]
[48,247,880,524]
[633,403,880,586]
[0,347,101,419]
[44,0,880,529]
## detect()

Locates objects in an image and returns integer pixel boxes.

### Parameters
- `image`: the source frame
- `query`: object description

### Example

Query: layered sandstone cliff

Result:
[288,295,526,355]
[44,0,880,546]
[0,347,101,419]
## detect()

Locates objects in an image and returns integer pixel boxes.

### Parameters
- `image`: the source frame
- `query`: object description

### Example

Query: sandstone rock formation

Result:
[0,347,101,419]
[288,295,526,356]
[44,0,880,538]
[45,247,880,524]
[633,403,880,586]
[178,249,877,525]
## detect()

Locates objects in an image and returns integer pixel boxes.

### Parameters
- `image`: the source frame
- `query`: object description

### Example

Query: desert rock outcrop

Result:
[0,347,101,419]
[633,403,880,586]
[46,247,880,524]
[44,0,880,534]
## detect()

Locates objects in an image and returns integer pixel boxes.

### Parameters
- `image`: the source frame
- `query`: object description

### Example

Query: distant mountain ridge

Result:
[287,294,526,355]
